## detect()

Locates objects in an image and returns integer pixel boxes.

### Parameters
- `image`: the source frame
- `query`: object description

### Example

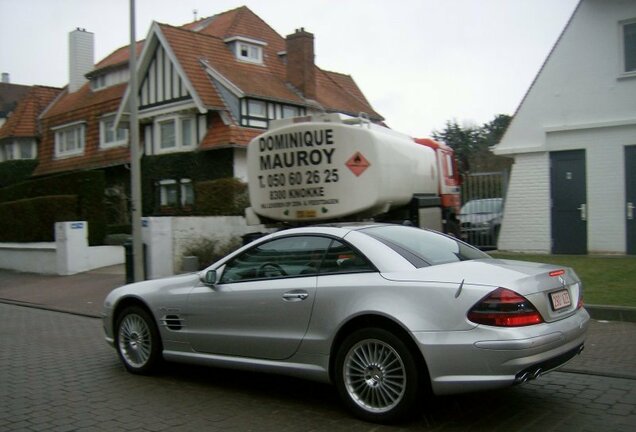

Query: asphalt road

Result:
[1,303,635,432]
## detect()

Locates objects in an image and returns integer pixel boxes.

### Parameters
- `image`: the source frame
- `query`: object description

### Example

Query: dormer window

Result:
[239,43,262,63]
[224,36,267,65]
[88,67,130,91]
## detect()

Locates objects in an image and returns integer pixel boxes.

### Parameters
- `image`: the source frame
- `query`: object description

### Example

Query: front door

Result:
[626,146,636,254]
[550,150,587,254]
[185,235,331,360]
[187,276,317,360]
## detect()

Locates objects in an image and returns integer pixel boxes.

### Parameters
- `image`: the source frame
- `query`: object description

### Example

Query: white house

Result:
[494,0,636,255]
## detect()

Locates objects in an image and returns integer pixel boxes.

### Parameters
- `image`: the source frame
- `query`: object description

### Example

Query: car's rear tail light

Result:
[467,288,544,327]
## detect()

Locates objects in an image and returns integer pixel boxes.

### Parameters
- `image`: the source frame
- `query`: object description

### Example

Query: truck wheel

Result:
[335,328,419,423]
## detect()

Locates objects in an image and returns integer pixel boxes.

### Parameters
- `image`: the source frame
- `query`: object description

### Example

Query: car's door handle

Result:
[282,291,309,301]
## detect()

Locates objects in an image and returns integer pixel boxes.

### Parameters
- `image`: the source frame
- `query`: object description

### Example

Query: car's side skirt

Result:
[162,350,331,383]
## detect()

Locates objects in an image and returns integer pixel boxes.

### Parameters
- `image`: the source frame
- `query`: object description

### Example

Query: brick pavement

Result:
[1,265,635,380]
[0,265,125,317]
[1,303,635,431]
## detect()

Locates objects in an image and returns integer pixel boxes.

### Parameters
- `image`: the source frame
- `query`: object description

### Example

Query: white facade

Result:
[494,0,636,254]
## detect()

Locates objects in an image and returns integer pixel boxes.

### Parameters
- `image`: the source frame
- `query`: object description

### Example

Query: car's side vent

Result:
[162,315,184,331]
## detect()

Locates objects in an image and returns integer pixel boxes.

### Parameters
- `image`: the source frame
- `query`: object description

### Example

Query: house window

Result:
[623,20,636,74]
[100,116,128,148]
[18,141,36,159]
[248,100,266,118]
[90,68,129,91]
[159,179,194,208]
[0,142,13,161]
[240,99,305,129]
[159,120,176,149]
[238,43,262,64]
[282,105,300,118]
[155,115,196,154]
[54,122,85,157]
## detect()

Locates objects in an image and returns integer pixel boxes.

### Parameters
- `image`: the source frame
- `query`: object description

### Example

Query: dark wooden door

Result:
[550,150,587,254]
[626,146,636,255]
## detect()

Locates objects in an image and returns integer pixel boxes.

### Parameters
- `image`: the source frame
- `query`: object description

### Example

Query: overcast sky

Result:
[0,0,579,136]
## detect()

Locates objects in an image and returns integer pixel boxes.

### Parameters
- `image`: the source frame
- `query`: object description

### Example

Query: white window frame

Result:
[238,42,263,64]
[240,99,305,129]
[100,115,129,149]
[0,142,14,161]
[53,122,86,158]
[282,105,300,118]
[153,114,197,154]
[159,179,179,207]
[17,140,36,159]
[159,178,194,208]
[0,139,36,161]
[620,19,636,77]
[225,36,266,65]
[180,179,194,207]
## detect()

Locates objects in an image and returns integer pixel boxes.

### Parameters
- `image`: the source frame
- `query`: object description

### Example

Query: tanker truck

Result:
[245,113,461,233]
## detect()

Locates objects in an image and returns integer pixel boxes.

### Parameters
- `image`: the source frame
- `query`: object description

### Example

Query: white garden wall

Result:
[0,221,124,275]
[142,216,269,279]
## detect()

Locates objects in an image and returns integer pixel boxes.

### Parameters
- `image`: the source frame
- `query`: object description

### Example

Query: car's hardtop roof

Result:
[267,222,418,238]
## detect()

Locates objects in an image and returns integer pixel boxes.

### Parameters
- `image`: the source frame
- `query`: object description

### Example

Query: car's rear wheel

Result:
[335,328,420,423]
[115,306,162,374]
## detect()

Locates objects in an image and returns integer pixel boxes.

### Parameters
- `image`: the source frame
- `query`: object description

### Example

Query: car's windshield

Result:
[360,225,489,266]
[461,199,502,215]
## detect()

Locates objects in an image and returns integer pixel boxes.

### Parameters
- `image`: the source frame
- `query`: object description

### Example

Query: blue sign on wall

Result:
[70,222,84,229]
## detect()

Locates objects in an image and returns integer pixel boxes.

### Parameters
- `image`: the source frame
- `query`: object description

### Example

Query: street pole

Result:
[129,0,144,281]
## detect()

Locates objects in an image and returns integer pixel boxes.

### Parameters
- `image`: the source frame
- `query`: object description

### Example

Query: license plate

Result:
[550,289,571,311]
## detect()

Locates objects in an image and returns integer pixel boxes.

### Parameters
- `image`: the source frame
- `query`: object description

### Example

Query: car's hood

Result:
[104,273,200,308]
[382,259,578,295]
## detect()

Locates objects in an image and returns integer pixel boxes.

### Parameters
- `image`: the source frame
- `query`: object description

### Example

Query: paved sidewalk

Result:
[0,265,125,317]
[0,266,635,380]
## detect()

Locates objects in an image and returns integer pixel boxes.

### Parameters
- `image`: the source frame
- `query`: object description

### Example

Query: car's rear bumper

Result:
[413,307,590,395]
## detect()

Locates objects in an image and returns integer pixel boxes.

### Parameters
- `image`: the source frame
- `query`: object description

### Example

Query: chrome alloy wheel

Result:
[343,338,407,413]
[118,313,152,368]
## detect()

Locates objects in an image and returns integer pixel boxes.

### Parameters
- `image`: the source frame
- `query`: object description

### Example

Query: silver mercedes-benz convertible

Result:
[103,224,589,423]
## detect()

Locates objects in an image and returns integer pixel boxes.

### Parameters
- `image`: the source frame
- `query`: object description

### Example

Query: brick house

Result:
[0,81,62,186]
[34,6,383,222]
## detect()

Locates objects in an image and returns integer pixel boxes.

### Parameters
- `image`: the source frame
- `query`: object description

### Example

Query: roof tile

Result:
[0,86,62,140]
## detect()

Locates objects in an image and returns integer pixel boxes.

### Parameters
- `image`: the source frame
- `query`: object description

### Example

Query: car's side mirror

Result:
[202,269,217,286]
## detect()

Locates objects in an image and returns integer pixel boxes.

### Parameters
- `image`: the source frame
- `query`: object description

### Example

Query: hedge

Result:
[0,195,78,242]
[0,160,38,188]
[195,177,248,216]
[0,171,106,245]
[142,149,233,215]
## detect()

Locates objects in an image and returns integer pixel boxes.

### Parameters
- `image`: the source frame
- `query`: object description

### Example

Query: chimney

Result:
[1,73,9,83]
[286,28,316,100]
[69,28,94,93]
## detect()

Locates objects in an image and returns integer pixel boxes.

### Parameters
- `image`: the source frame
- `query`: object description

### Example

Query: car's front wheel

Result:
[335,328,420,423]
[115,306,162,374]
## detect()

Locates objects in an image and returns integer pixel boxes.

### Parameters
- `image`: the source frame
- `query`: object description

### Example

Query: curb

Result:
[0,298,101,319]
[585,304,636,323]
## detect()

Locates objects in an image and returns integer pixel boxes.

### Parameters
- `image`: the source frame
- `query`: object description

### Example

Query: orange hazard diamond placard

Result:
[345,152,371,177]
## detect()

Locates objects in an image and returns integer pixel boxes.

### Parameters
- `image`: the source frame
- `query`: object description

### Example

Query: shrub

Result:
[0,170,106,245]
[182,236,242,270]
[142,150,233,215]
[0,195,78,242]
[195,178,249,216]
[0,160,38,187]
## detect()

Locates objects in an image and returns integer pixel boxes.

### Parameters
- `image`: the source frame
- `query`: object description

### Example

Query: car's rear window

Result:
[360,225,489,267]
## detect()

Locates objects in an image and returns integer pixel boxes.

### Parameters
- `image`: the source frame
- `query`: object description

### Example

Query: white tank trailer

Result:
[246,114,444,229]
